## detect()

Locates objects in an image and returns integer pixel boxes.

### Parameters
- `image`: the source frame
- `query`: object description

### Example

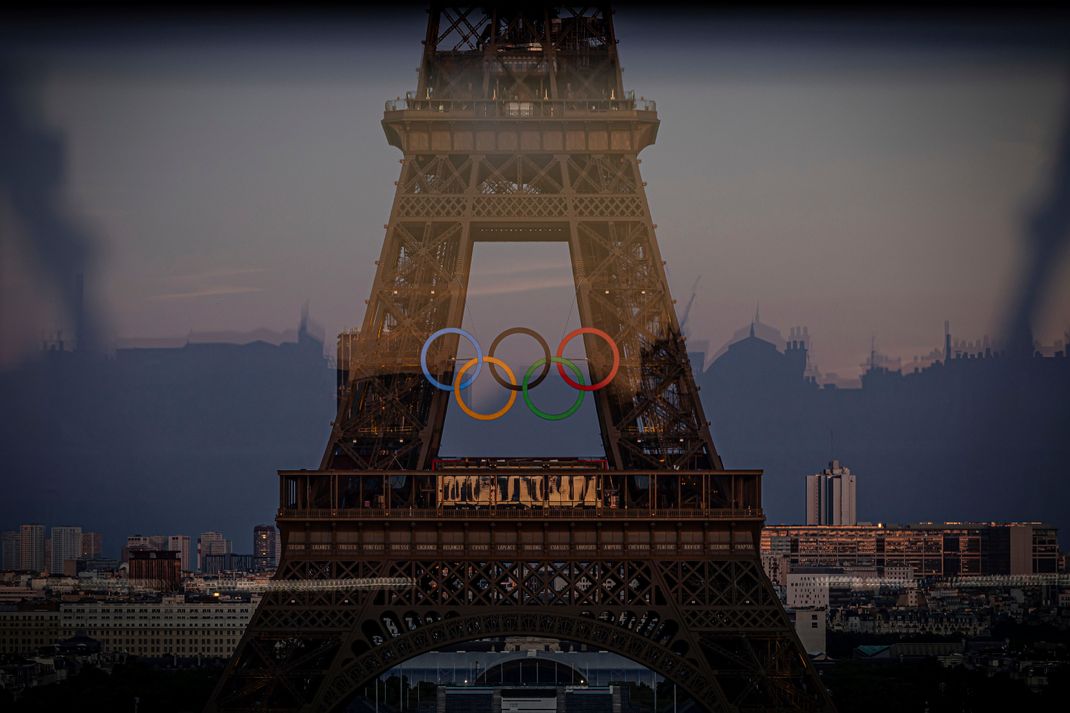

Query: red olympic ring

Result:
[555,327,620,392]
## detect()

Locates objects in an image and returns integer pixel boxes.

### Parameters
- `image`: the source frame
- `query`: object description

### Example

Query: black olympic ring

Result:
[487,327,551,392]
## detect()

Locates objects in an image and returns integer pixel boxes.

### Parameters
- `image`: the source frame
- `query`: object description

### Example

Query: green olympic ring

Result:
[522,356,586,421]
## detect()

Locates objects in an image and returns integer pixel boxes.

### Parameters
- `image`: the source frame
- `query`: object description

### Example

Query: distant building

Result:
[0,595,259,658]
[19,524,45,573]
[1,531,19,570]
[197,532,231,571]
[128,550,182,591]
[168,535,192,572]
[805,460,857,526]
[253,525,278,572]
[80,532,103,559]
[203,553,255,575]
[75,558,120,575]
[440,685,619,713]
[791,608,827,656]
[762,522,1058,578]
[50,526,82,575]
[121,534,172,564]
[787,570,834,609]
[1006,522,1052,575]
[123,534,151,563]
[0,606,59,653]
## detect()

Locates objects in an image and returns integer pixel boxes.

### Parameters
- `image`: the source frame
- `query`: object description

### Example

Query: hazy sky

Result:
[2,9,1069,379]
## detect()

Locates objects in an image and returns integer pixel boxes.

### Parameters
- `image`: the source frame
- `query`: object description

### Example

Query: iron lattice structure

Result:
[206,5,834,712]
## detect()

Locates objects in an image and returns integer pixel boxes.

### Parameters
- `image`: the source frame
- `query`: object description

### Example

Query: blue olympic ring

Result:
[420,327,484,391]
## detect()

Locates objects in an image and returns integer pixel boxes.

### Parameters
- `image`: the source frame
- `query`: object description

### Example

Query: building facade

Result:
[762,522,1059,578]
[1,531,19,570]
[123,534,151,563]
[791,608,827,656]
[19,524,45,574]
[252,525,277,572]
[202,553,254,575]
[128,550,183,591]
[0,606,60,653]
[49,526,83,575]
[805,460,857,526]
[787,571,834,609]
[0,596,259,658]
[80,532,103,559]
[168,534,192,572]
[197,532,231,572]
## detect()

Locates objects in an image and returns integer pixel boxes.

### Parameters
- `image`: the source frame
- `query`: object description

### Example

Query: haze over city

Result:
[2,8,1069,380]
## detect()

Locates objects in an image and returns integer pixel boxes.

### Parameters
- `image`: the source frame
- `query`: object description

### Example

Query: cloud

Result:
[169,266,269,282]
[474,258,572,278]
[464,258,578,297]
[149,265,269,301]
[468,274,575,297]
[149,285,265,301]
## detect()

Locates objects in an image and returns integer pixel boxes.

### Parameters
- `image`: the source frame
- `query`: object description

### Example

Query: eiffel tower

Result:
[207,5,834,712]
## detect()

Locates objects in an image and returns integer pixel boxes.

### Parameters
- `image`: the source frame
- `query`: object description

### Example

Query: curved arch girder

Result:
[316,610,729,713]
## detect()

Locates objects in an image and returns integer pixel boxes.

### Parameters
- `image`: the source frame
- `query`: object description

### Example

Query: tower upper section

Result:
[383,3,659,153]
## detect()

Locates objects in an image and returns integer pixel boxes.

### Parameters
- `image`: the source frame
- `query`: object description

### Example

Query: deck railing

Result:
[278,506,762,520]
[384,96,657,117]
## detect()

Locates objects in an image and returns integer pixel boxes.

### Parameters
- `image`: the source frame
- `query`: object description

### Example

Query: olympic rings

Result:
[556,327,620,391]
[523,357,586,421]
[419,327,619,420]
[488,327,550,391]
[454,356,517,421]
[421,327,483,391]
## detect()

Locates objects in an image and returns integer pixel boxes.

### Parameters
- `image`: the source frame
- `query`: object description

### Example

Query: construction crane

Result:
[679,275,701,335]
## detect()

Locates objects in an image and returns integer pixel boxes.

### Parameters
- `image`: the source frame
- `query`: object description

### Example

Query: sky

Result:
[2,8,1070,381]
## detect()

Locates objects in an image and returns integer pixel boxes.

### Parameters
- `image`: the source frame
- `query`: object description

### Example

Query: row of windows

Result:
[59,615,251,621]
[1,635,243,655]
[66,606,254,611]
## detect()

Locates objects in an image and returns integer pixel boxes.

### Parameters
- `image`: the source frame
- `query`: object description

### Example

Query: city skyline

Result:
[3,304,1068,554]
[0,524,277,567]
[40,299,1069,386]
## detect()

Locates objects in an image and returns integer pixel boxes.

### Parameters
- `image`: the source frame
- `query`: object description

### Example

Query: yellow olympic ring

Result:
[453,356,517,421]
